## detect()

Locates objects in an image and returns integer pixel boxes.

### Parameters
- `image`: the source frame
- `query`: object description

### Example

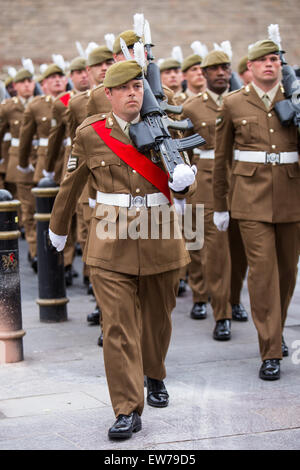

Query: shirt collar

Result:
[251,81,280,102]
[206,88,229,105]
[113,113,140,132]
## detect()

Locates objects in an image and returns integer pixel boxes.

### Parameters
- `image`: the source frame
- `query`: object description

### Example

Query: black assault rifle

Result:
[129,36,206,181]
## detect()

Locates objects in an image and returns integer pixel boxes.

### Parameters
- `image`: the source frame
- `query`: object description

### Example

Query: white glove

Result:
[49,228,67,252]
[88,198,96,208]
[0,158,4,165]
[213,211,230,231]
[168,164,197,192]
[173,198,186,215]
[42,169,55,179]
[17,164,34,174]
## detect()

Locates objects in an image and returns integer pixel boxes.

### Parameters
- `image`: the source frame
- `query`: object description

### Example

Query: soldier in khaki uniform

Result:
[0,68,38,269]
[49,60,196,439]
[159,56,184,102]
[238,55,253,85]
[183,50,248,338]
[45,57,90,286]
[0,125,11,189]
[18,64,67,185]
[213,39,300,380]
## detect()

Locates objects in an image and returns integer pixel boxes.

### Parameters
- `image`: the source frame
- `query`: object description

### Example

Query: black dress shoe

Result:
[87,283,94,295]
[177,279,186,297]
[231,303,248,322]
[87,305,101,325]
[282,336,289,357]
[108,411,141,439]
[190,302,207,320]
[97,331,103,347]
[146,377,169,408]
[213,319,231,341]
[65,265,73,287]
[259,359,280,381]
[30,256,38,273]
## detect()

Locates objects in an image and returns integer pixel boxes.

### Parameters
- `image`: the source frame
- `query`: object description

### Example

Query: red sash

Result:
[91,119,171,202]
[59,92,71,107]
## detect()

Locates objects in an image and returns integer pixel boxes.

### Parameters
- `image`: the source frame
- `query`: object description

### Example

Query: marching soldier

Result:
[159,54,184,101]
[238,55,253,85]
[45,57,90,286]
[182,48,248,338]
[0,67,38,269]
[49,59,196,439]
[177,52,207,105]
[18,63,67,186]
[213,39,300,380]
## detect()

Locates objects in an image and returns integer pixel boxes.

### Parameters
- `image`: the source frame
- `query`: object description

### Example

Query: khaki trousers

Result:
[228,218,248,305]
[90,266,180,417]
[17,183,36,258]
[238,220,299,361]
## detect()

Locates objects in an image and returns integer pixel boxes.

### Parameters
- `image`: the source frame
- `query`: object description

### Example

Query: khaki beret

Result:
[42,64,64,79]
[113,30,141,55]
[238,55,249,75]
[103,60,143,88]
[69,56,87,72]
[13,68,33,83]
[248,39,280,61]
[182,54,202,72]
[201,50,230,68]
[87,46,114,67]
[159,58,181,72]
[5,76,14,87]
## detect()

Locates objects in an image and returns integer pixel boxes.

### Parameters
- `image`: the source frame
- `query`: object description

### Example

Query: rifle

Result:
[274,51,300,129]
[129,20,206,181]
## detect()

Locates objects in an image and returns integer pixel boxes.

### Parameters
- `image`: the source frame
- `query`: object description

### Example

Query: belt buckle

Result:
[129,195,146,209]
[266,152,280,165]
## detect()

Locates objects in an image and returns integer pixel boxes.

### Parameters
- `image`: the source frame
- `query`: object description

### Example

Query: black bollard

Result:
[0,189,25,363]
[32,177,68,322]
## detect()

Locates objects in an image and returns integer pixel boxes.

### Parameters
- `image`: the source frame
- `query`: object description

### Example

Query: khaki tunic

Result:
[19,95,65,184]
[213,83,300,360]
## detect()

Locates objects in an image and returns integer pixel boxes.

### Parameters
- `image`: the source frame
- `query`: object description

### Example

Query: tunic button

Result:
[201,122,206,127]
[42,117,47,121]
[14,120,19,125]
[271,144,276,149]
[242,119,247,125]
[136,188,140,193]
[270,128,274,133]
[132,169,136,173]
[268,113,272,117]
[101,161,105,166]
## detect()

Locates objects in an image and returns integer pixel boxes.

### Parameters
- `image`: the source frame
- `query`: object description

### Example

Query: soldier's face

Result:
[183,65,206,90]
[88,60,115,85]
[14,78,35,99]
[71,69,90,92]
[46,73,66,96]
[203,63,231,94]
[160,68,183,92]
[248,54,281,85]
[240,69,253,85]
[105,79,144,121]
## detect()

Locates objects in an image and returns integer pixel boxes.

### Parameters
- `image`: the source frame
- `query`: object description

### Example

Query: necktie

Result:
[262,94,271,109]
[124,122,131,139]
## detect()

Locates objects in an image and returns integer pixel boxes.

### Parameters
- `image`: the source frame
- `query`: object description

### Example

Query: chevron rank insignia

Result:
[67,155,78,172]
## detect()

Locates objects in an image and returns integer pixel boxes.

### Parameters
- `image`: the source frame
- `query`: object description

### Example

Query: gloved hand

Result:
[213,211,230,231]
[168,164,197,192]
[88,198,96,208]
[17,164,34,174]
[42,169,55,179]
[49,228,67,252]
[173,198,186,215]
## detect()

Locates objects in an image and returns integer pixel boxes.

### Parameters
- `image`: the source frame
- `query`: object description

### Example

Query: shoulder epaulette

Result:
[227,86,244,97]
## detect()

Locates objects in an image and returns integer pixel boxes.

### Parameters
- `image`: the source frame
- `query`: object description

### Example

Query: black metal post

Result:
[32,177,68,322]
[0,190,25,363]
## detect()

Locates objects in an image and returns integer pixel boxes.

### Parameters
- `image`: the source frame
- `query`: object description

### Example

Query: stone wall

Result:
[0,0,299,73]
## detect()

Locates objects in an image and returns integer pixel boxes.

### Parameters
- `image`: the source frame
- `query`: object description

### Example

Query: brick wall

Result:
[0,0,299,73]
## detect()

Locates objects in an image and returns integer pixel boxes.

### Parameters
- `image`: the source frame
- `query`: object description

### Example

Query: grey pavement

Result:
[1,238,300,450]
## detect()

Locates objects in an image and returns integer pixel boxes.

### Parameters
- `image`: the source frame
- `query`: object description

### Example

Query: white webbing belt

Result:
[3,132,11,142]
[96,191,169,208]
[63,137,71,147]
[234,150,298,164]
[39,138,49,147]
[11,138,20,147]
[193,148,215,159]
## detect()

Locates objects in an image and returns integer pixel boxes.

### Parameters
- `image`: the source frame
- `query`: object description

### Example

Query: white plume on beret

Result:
[105,34,115,53]
[268,23,282,49]
[119,37,132,61]
[172,46,183,64]
[75,41,86,58]
[133,41,146,68]
[85,42,99,58]
[21,57,35,75]
[52,54,66,71]
[133,13,145,38]
[214,41,232,60]
[156,58,165,67]
[190,41,208,58]
[40,64,48,74]
[7,67,17,78]
[144,20,152,45]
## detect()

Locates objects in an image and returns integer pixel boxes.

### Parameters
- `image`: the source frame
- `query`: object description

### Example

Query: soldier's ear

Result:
[104,87,113,101]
